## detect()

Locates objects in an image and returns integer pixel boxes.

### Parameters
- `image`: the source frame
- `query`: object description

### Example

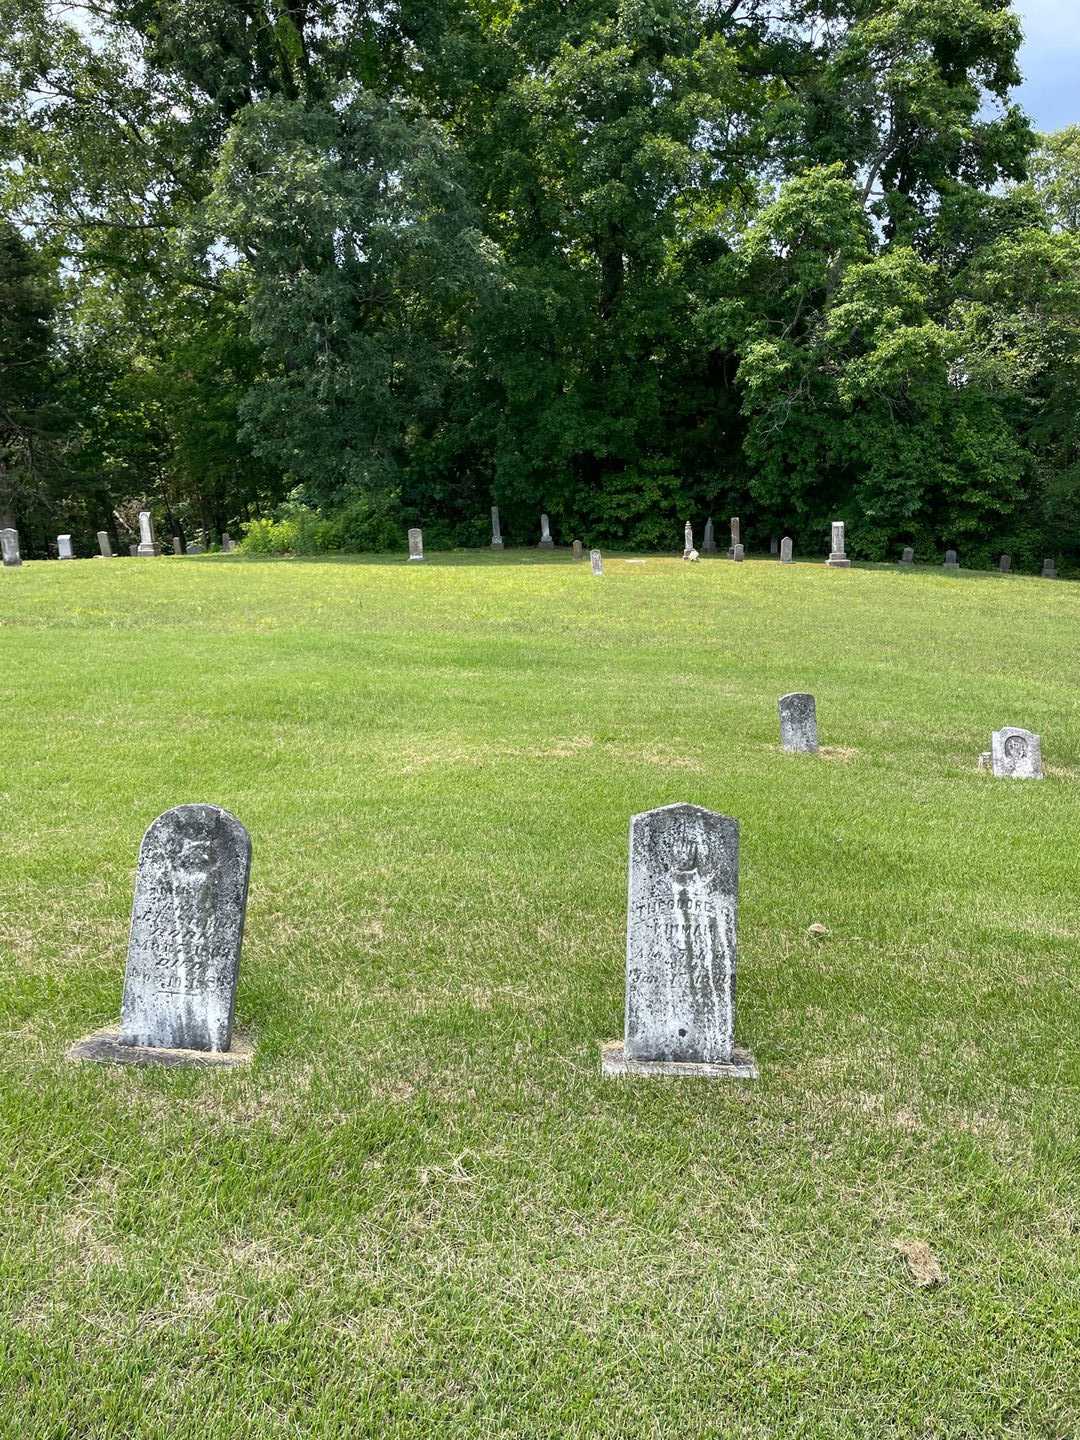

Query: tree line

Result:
[1,1,1078,566]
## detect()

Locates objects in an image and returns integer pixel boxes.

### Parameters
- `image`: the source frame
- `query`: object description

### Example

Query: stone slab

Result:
[68,1024,254,1068]
[601,1040,757,1080]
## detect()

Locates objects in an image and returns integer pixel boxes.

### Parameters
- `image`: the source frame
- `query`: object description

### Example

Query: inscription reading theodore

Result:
[625,804,738,1065]
[121,805,251,1052]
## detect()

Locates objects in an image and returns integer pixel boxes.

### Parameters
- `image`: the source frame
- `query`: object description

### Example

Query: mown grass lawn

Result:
[2,549,1079,1439]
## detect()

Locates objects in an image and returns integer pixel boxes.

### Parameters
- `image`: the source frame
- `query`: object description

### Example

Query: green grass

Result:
[2,549,1080,1439]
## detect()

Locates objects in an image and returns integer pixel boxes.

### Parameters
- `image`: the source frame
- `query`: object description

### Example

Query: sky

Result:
[1013,0,1080,132]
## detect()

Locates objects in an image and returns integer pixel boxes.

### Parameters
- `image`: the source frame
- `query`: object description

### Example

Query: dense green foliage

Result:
[0,1,1077,560]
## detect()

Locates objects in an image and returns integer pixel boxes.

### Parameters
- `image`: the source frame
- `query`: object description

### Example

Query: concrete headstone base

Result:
[600,1039,758,1080]
[67,1025,254,1069]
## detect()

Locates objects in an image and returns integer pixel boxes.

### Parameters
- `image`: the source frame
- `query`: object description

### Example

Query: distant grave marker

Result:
[702,518,717,555]
[1,529,21,567]
[97,531,113,558]
[58,535,74,560]
[1042,558,1057,579]
[900,546,914,566]
[827,521,850,568]
[779,693,818,753]
[780,536,793,564]
[137,512,161,557]
[590,549,603,576]
[727,516,740,559]
[732,543,744,562]
[572,539,583,560]
[602,804,756,1079]
[683,521,694,559]
[491,506,503,549]
[999,554,1011,573]
[539,514,554,548]
[944,549,959,571]
[408,527,424,562]
[172,536,184,556]
[990,728,1043,780]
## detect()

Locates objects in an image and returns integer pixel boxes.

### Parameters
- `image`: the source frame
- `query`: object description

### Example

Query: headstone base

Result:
[67,1025,254,1069]
[136,544,162,557]
[826,554,850,567]
[600,1040,758,1080]
[408,556,425,563]
[539,539,554,549]
[491,540,504,549]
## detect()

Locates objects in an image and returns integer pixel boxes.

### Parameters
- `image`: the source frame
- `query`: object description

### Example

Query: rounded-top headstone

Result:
[625,803,739,1065]
[778,692,818,753]
[990,727,1042,780]
[121,805,252,1052]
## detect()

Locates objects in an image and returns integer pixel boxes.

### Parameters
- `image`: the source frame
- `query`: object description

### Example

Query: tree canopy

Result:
[0,0,1075,564]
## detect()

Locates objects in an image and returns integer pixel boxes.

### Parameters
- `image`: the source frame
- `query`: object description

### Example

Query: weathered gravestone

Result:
[407,527,424,562]
[778,693,818,753]
[1000,554,1011,574]
[572,539,583,560]
[990,727,1043,780]
[490,506,503,549]
[702,518,717,554]
[136,511,161,557]
[602,804,757,1079]
[1,529,21,567]
[727,516,740,559]
[187,543,205,555]
[682,521,694,559]
[900,546,914,566]
[58,535,74,560]
[172,536,184,556]
[944,549,959,570]
[128,543,139,557]
[732,543,745,562]
[539,514,554,548]
[1042,558,1057,579]
[68,805,254,1066]
[97,531,113,558]
[769,537,778,556]
[221,533,234,553]
[780,536,793,564]
[590,549,603,576]
[827,521,850,568]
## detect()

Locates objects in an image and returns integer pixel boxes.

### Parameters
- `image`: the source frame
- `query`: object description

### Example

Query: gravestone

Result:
[572,539,583,560]
[978,751,992,771]
[990,727,1043,780]
[702,518,717,554]
[827,521,850,567]
[221,533,234,553]
[778,693,818,753]
[1042,558,1057,579]
[944,549,959,570]
[769,537,779,556]
[187,544,205,555]
[683,521,694,559]
[68,805,254,1067]
[128,544,139,557]
[58,535,74,560]
[1,528,21,567]
[732,543,745,562]
[900,546,914,566]
[602,803,756,1079]
[1000,554,1011,573]
[539,514,554,548]
[136,511,161,557]
[97,531,113,558]
[780,536,793,564]
[490,506,503,549]
[408,527,424,562]
[727,516,740,560]
[172,536,184,556]
[590,549,603,576]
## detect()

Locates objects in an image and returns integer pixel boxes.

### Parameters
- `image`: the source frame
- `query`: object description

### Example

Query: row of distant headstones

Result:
[66,699,1044,1076]
[0,514,231,565]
